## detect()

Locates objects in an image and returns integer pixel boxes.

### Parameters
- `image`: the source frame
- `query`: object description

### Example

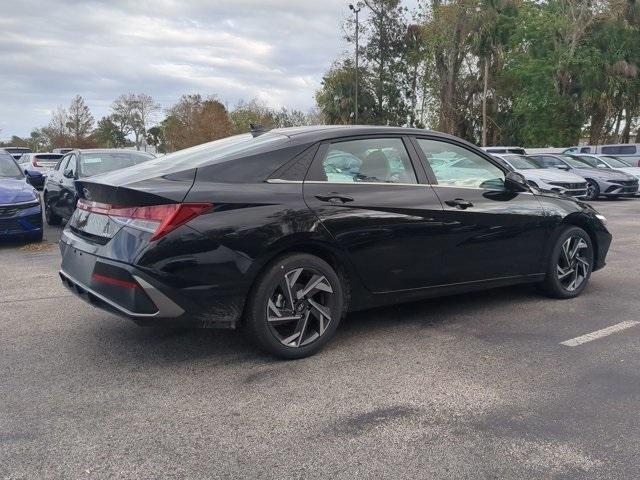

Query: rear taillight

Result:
[77,199,212,241]
[32,156,40,167]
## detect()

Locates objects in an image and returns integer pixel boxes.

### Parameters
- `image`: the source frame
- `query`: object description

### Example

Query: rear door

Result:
[412,136,548,284]
[303,135,445,293]
[46,154,69,212]
[57,154,78,219]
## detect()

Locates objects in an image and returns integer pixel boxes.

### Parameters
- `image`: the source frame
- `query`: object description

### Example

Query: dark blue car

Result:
[0,151,43,242]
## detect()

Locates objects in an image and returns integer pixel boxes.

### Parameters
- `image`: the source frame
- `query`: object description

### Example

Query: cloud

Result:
[0,0,352,137]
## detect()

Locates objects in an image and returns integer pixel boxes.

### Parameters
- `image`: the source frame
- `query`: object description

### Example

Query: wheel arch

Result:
[560,212,599,266]
[239,238,357,325]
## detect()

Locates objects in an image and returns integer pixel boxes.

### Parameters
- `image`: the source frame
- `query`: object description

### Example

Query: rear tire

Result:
[541,226,594,299]
[44,194,61,226]
[244,253,345,359]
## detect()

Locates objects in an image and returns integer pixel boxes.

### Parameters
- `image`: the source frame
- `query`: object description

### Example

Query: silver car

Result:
[492,154,587,198]
[572,154,640,181]
[528,154,639,200]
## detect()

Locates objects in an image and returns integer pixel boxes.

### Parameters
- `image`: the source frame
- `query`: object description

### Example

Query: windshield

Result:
[602,156,633,168]
[0,153,23,178]
[79,152,154,177]
[560,155,593,168]
[502,154,541,169]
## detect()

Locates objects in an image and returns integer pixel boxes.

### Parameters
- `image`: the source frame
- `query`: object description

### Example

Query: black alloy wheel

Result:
[244,253,344,359]
[44,195,61,225]
[541,226,593,299]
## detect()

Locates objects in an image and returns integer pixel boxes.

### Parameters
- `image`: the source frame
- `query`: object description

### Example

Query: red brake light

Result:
[32,156,40,167]
[77,200,212,240]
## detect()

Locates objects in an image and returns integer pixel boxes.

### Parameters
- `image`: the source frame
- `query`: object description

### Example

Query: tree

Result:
[164,94,233,151]
[42,106,71,148]
[229,99,277,134]
[66,95,95,146]
[361,0,410,125]
[94,116,126,148]
[315,60,376,124]
[111,93,160,150]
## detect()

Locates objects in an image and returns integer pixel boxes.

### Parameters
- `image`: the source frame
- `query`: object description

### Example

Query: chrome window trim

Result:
[267,178,535,194]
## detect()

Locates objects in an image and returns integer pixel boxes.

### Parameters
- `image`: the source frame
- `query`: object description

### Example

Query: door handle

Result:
[315,194,354,204]
[445,198,474,209]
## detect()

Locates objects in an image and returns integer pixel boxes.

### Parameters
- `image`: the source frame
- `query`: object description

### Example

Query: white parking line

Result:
[560,321,640,347]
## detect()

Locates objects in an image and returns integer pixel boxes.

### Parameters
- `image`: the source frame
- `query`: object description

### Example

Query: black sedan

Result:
[43,149,155,225]
[58,127,611,358]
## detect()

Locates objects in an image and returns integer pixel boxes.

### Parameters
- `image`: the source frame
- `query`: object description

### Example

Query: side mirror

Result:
[505,171,530,192]
[597,164,607,169]
[63,168,75,179]
[24,169,41,184]
[555,164,570,171]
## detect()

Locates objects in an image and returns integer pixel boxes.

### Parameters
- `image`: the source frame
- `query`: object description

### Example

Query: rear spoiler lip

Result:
[75,168,198,206]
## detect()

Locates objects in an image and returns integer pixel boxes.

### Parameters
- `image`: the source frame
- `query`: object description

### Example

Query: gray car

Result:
[492,154,587,198]
[528,154,639,200]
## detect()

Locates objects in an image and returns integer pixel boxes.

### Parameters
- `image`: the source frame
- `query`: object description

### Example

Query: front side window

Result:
[66,155,77,176]
[57,155,71,172]
[416,139,504,189]
[314,138,417,184]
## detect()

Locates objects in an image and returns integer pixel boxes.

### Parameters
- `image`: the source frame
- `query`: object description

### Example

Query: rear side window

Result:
[310,138,417,184]
[580,147,591,153]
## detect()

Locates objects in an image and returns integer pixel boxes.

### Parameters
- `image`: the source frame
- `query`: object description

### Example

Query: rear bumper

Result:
[59,236,244,328]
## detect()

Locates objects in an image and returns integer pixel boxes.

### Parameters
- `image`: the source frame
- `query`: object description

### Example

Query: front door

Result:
[303,136,445,293]
[412,137,548,285]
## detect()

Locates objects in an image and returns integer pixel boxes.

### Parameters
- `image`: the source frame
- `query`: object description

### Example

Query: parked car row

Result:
[488,151,640,200]
[0,148,155,243]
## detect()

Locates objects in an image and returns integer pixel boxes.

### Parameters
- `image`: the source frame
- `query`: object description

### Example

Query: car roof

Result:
[70,148,154,155]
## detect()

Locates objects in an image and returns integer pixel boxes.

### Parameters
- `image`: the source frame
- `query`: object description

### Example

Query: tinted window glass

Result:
[603,156,633,167]
[35,154,63,161]
[502,155,541,169]
[0,154,22,178]
[417,139,504,189]
[602,145,636,154]
[67,155,77,175]
[317,138,417,184]
[561,155,593,168]
[534,156,564,167]
[57,155,71,172]
[79,152,153,177]
[580,147,591,153]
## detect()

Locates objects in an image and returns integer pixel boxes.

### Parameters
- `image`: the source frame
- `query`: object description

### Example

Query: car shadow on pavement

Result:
[85,283,539,366]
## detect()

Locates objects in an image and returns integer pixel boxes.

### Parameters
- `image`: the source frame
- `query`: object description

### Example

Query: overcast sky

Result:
[0,0,370,138]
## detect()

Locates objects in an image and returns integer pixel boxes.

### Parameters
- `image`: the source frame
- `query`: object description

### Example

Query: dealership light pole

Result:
[349,3,361,124]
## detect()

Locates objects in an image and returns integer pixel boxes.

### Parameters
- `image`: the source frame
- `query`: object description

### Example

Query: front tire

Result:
[585,180,600,200]
[44,194,61,226]
[541,226,594,299]
[244,253,345,359]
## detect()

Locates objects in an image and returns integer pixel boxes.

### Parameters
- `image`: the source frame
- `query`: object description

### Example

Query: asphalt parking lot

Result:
[1,199,639,479]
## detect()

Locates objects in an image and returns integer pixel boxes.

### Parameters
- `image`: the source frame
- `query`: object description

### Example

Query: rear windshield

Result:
[0,154,22,178]
[154,133,288,169]
[80,152,153,177]
[35,154,63,161]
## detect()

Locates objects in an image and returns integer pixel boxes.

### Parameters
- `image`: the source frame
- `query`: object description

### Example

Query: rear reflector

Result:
[77,199,212,241]
[92,273,139,289]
